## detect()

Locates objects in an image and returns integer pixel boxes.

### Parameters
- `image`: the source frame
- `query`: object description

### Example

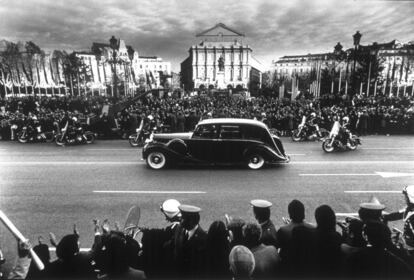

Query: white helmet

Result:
[403,185,414,204]
[310,113,316,118]
[343,116,349,123]
[147,115,154,121]
[161,199,181,218]
[72,117,78,122]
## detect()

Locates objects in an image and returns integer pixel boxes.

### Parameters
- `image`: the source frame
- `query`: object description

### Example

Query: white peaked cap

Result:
[161,199,181,218]
[404,185,414,204]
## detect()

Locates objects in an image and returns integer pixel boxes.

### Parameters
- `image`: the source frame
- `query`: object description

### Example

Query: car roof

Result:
[198,118,267,129]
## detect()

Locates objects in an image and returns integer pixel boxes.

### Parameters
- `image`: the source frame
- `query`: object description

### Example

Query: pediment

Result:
[197,23,244,37]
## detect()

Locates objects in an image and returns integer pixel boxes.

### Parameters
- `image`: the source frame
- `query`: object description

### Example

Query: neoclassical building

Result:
[181,23,263,91]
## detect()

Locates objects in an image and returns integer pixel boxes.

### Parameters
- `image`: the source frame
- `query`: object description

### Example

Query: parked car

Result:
[142,118,290,170]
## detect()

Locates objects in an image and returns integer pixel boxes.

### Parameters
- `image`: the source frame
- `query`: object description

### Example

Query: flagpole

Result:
[345,80,348,96]
[338,70,342,94]
[412,80,414,96]
[374,80,377,96]
[360,83,363,95]
[397,84,400,97]
[403,84,407,96]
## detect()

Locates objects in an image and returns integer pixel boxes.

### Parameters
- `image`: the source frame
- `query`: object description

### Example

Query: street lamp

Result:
[333,42,343,94]
[367,42,379,96]
[109,35,120,98]
[352,31,362,94]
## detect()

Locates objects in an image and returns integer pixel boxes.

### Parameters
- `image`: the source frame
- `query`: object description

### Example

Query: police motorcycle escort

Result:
[17,116,54,143]
[291,113,328,142]
[55,117,95,146]
[322,116,361,153]
[129,115,157,147]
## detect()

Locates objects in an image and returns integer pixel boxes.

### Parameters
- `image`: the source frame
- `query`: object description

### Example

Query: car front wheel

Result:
[247,153,265,170]
[146,151,168,170]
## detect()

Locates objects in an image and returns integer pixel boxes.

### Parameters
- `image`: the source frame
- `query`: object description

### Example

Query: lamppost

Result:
[367,42,379,96]
[333,42,343,94]
[352,31,362,94]
[109,35,120,98]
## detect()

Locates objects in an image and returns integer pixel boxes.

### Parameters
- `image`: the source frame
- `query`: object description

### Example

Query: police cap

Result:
[250,199,272,208]
[179,204,201,214]
[359,196,385,211]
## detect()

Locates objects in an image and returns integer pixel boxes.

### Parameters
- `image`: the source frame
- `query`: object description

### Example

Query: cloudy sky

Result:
[0,0,413,71]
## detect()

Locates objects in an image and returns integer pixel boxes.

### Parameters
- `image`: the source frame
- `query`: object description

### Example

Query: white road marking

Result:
[87,148,133,151]
[375,172,414,178]
[93,190,206,194]
[300,173,376,176]
[0,161,141,165]
[344,190,401,193]
[291,161,413,164]
[361,148,414,150]
[288,154,306,156]
[300,171,414,178]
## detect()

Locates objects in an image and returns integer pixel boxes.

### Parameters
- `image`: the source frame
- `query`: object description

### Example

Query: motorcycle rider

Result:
[71,117,85,142]
[306,112,322,139]
[339,116,352,148]
[383,185,414,263]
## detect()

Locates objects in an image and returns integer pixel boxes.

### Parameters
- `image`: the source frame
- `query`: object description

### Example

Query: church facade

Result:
[181,23,263,91]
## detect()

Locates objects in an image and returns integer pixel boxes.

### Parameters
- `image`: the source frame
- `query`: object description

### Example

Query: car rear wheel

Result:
[146,151,168,170]
[247,153,265,170]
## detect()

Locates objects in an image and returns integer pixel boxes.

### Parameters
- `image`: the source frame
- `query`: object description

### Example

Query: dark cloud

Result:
[0,0,413,71]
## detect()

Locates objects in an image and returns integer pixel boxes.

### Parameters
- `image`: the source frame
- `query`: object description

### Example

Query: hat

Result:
[359,196,386,211]
[403,185,414,204]
[229,245,255,277]
[250,199,272,208]
[161,199,181,218]
[179,204,201,213]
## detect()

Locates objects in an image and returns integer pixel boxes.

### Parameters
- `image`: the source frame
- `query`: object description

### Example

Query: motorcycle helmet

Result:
[160,199,181,219]
[403,185,414,204]
[310,112,316,118]
[342,116,349,123]
[147,115,154,121]
[72,117,78,122]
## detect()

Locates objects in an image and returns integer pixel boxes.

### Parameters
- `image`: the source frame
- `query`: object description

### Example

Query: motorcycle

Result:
[291,116,328,142]
[55,124,95,146]
[129,127,155,147]
[17,124,54,143]
[322,121,361,153]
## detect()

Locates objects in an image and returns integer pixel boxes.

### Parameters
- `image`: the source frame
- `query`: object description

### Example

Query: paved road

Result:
[0,136,413,268]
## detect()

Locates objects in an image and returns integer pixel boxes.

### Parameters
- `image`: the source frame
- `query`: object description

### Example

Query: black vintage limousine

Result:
[142,118,290,170]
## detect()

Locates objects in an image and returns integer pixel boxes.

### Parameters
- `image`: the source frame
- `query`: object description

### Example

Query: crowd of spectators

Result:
[0,92,413,141]
[2,193,414,279]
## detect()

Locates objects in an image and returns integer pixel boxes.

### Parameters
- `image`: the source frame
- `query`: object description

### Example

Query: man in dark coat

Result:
[276,199,315,274]
[250,199,278,247]
[243,222,281,278]
[174,204,207,278]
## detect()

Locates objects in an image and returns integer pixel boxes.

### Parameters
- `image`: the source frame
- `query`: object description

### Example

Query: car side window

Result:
[218,125,241,139]
[241,125,268,142]
[192,124,218,139]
